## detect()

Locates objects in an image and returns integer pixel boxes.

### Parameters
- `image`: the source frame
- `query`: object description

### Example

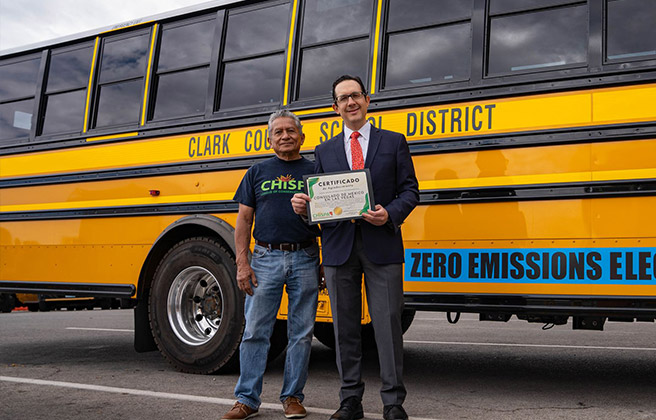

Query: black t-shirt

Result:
[233,156,320,244]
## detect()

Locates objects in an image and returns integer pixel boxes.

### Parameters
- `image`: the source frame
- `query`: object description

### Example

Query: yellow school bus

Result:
[1,0,655,373]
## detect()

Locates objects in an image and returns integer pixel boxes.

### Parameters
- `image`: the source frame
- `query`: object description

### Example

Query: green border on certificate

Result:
[303,169,375,224]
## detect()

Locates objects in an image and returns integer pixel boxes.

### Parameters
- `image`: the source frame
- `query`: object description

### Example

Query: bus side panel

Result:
[0,217,176,287]
[0,170,246,210]
[404,136,656,298]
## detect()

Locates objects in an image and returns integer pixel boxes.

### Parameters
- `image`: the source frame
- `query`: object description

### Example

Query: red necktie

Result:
[350,131,364,170]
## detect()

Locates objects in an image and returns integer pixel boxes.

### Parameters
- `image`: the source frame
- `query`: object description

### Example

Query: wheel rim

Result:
[167,266,224,346]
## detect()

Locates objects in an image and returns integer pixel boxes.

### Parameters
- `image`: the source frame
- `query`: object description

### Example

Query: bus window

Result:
[151,15,217,121]
[606,0,656,62]
[218,2,289,109]
[299,40,369,99]
[489,0,576,15]
[384,0,472,89]
[0,56,40,142]
[296,0,373,100]
[40,44,93,136]
[487,2,587,76]
[94,32,149,129]
[388,0,471,31]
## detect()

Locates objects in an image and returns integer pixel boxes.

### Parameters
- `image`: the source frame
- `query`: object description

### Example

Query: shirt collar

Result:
[344,122,371,144]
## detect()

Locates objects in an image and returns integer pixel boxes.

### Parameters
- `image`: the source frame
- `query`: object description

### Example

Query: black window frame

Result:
[489,0,579,15]
[147,12,221,125]
[379,0,475,92]
[0,52,44,145]
[37,41,94,139]
[485,1,590,79]
[214,0,291,114]
[603,0,656,67]
[90,27,152,132]
[291,0,377,106]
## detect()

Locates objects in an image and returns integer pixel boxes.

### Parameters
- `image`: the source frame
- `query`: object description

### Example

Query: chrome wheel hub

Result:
[167,266,224,346]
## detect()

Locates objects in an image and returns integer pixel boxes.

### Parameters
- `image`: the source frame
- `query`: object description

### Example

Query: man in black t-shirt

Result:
[222,110,320,420]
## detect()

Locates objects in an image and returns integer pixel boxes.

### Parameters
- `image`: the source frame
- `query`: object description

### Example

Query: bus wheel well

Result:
[139,221,235,302]
[134,218,235,353]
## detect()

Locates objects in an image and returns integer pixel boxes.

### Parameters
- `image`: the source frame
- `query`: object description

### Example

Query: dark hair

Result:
[332,75,367,102]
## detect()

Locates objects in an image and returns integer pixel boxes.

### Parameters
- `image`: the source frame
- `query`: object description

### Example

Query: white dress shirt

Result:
[343,122,371,170]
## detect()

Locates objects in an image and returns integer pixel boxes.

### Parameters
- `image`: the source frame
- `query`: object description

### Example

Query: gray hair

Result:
[268,110,303,133]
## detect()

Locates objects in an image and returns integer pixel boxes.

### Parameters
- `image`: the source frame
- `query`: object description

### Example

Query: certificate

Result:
[304,169,374,224]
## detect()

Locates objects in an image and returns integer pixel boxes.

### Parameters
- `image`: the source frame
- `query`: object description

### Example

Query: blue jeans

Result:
[235,243,319,410]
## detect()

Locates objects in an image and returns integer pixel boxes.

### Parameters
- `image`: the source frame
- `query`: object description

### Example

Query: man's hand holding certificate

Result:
[301,170,374,224]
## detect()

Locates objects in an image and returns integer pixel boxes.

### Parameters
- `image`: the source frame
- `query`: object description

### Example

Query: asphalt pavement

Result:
[2,309,656,419]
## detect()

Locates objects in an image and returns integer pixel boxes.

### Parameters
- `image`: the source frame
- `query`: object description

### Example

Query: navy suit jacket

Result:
[314,126,419,266]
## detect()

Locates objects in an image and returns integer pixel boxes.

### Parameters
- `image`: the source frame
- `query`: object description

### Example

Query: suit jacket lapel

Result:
[332,132,350,171]
[364,126,381,168]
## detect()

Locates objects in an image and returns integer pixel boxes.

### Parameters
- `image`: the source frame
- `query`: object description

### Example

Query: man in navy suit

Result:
[292,75,419,420]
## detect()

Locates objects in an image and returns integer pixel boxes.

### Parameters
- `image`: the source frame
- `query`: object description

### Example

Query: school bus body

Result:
[2,0,656,372]
[3,81,655,316]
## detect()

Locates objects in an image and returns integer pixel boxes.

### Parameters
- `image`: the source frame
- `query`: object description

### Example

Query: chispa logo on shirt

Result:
[260,174,304,194]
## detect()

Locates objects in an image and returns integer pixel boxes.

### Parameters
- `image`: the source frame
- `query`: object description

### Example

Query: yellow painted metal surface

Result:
[86,132,139,142]
[278,282,371,324]
[413,141,593,190]
[0,214,238,291]
[415,138,656,192]
[1,217,155,287]
[405,200,592,242]
[591,197,656,238]
[15,293,38,304]
[2,83,656,180]
[1,243,146,287]
[403,195,656,297]
[370,0,383,95]
[593,84,656,123]
[0,170,244,213]
[82,37,100,133]
[282,0,299,106]
[2,139,654,215]
[141,24,158,126]
[1,83,655,307]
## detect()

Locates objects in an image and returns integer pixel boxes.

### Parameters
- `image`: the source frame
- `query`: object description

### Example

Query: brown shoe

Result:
[282,396,307,419]
[221,401,258,420]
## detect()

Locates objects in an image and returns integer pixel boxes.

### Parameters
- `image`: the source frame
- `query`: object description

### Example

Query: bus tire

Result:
[149,237,243,374]
[0,293,16,313]
[313,321,335,349]
[313,309,416,350]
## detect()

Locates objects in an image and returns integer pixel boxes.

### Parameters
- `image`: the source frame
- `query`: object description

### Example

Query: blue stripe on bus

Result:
[404,248,656,284]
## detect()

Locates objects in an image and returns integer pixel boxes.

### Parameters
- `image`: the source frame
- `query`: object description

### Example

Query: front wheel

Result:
[149,237,243,374]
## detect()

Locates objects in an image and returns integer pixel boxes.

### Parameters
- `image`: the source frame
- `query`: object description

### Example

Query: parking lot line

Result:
[66,327,133,332]
[405,340,656,351]
[0,375,440,420]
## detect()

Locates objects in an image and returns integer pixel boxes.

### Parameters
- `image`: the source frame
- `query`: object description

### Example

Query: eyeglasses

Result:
[334,91,366,104]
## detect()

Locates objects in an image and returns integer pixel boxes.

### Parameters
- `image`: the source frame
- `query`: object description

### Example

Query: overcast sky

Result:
[0,0,215,52]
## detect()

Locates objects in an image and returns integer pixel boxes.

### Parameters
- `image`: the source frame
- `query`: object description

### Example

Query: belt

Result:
[255,239,316,252]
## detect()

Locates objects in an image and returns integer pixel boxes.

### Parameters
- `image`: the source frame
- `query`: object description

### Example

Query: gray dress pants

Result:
[324,227,407,406]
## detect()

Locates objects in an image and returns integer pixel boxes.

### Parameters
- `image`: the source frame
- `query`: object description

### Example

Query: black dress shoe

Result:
[330,396,363,420]
[383,405,408,420]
